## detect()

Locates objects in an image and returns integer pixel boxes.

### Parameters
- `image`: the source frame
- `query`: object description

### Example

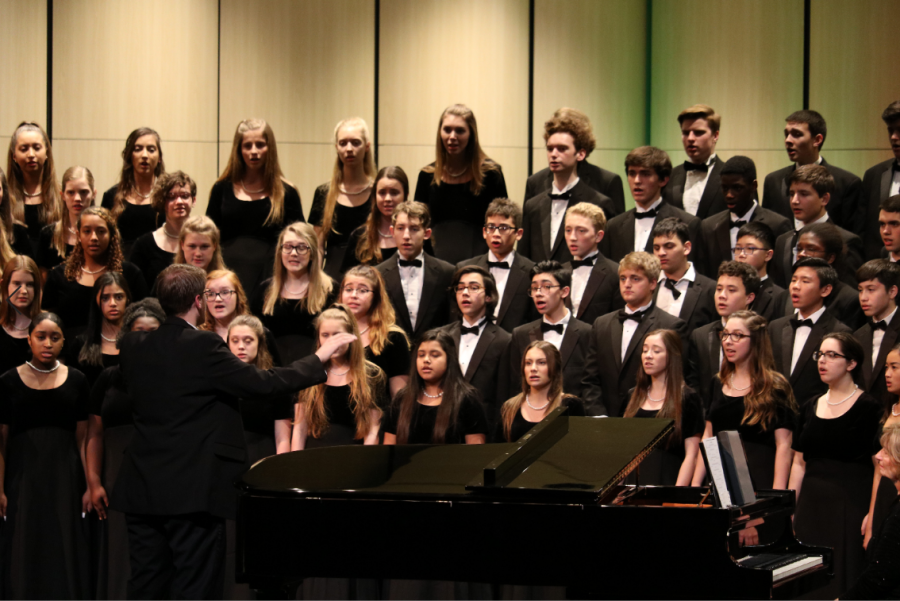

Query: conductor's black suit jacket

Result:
[111,316,327,520]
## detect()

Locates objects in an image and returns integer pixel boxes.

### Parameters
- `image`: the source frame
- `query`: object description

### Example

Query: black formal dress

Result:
[600,201,702,264]
[0,367,92,600]
[697,205,792,278]
[844,497,900,599]
[868,422,899,564]
[519,179,617,265]
[376,253,455,340]
[35,224,73,271]
[365,329,411,397]
[525,159,626,216]
[792,393,882,600]
[750,277,788,323]
[128,232,174,292]
[444,321,511,427]
[309,184,371,279]
[64,337,120,387]
[207,180,305,299]
[7,222,34,259]
[0,328,30,379]
[861,158,898,261]
[564,252,624,326]
[500,396,585,443]
[23,204,43,248]
[414,166,508,265]
[771,219,864,290]
[383,393,489,445]
[663,156,728,221]
[304,384,383,449]
[102,186,159,257]
[457,252,538,333]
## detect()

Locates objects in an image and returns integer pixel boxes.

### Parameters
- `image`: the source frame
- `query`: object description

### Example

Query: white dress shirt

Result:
[891,167,900,197]
[550,178,579,247]
[791,305,827,374]
[458,316,488,375]
[570,250,598,316]
[488,250,514,318]
[730,201,757,257]
[872,308,897,368]
[621,302,652,361]
[682,154,717,216]
[542,309,571,351]
[634,196,664,252]
[398,251,425,330]
[656,263,697,319]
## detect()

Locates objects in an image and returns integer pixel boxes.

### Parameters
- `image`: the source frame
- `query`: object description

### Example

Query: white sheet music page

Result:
[702,437,733,507]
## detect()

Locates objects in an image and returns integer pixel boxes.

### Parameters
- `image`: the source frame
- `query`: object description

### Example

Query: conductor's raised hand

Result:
[315,332,357,364]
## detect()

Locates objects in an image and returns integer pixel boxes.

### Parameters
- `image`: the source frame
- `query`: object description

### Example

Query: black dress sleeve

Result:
[205,179,225,229]
[791,396,815,453]
[41,265,66,313]
[378,330,412,379]
[842,500,900,599]
[122,261,149,301]
[282,183,305,225]
[482,165,509,200]
[414,169,433,203]
[36,224,64,270]
[681,388,705,439]
[101,185,117,210]
[382,402,398,436]
[458,393,490,438]
[10,224,34,258]
[309,184,328,227]
[90,366,114,417]
[263,327,282,367]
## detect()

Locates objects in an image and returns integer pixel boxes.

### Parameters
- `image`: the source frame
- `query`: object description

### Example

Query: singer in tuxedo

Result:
[376,201,455,339]
[880,195,900,263]
[863,101,900,260]
[698,156,791,278]
[508,261,600,413]
[662,104,727,220]
[457,198,536,332]
[601,146,701,264]
[854,260,900,407]
[524,108,625,215]
[762,110,863,237]
[112,264,354,599]
[519,113,616,265]
[581,252,687,417]
[734,222,788,322]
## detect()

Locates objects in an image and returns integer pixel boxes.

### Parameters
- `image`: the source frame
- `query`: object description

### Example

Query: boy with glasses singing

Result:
[734,222,788,322]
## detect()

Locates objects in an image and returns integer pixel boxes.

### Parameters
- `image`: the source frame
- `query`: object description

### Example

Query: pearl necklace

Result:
[81,264,107,275]
[646,391,665,403]
[422,389,444,399]
[730,373,751,392]
[241,180,265,195]
[23,189,42,198]
[162,225,179,239]
[27,360,60,373]
[826,385,859,406]
[339,182,372,196]
[378,228,393,238]
[9,318,31,332]
[67,225,78,235]
[525,395,550,411]
[358,326,370,335]
[136,177,156,199]
[892,402,900,417]
[445,166,467,178]
[100,333,117,343]
[327,366,350,377]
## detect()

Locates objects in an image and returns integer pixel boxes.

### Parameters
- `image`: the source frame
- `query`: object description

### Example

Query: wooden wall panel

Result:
[532,0,646,205]
[379,0,530,203]
[650,0,804,208]
[809,0,897,176]
[0,2,47,140]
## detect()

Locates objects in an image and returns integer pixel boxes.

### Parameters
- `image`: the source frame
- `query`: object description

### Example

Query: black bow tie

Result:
[487,261,510,270]
[540,322,564,335]
[549,192,571,201]
[571,257,596,269]
[730,219,747,229]
[684,161,709,173]
[873,320,889,331]
[663,278,682,300]
[618,309,647,323]
[635,209,658,220]
[790,318,814,329]
[460,322,485,336]
[893,160,900,174]
[399,258,422,268]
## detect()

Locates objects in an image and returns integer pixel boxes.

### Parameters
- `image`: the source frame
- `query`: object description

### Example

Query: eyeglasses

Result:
[455,284,483,294]
[166,191,193,201]
[484,224,516,234]
[813,350,847,361]
[203,289,236,301]
[341,286,372,296]
[280,244,310,255]
[719,330,750,342]
[732,245,764,256]
[528,284,561,296]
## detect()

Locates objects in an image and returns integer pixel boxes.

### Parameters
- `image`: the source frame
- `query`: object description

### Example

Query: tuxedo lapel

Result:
[781,324,795,379]
[577,261,609,319]
[781,234,795,283]
[550,202,569,257]
[696,161,721,217]
[539,199,553,259]
[707,325,722,375]
[450,321,462,349]
[624,311,654,366]
[465,324,495,381]
[882,168,893,203]
[780,175,789,208]
[416,258,440,334]
[611,317,624,370]
[497,257,526,323]
[792,320,825,382]
[714,218,732,264]
[859,325,875,387]
[383,264,412,333]
[528,322,542,345]
[619,211,637,255]
[559,323,578,367]
[678,281,702,323]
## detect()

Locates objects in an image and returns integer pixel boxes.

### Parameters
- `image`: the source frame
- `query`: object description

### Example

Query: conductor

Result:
[111,264,355,599]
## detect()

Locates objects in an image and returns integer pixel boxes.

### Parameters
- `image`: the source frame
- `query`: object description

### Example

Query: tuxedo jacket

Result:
[780,279,865,332]
[600,201,703,264]
[862,158,897,260]
[751,278,788,323]
[697,206,792,278]
[519,180,617,264]
[376,254,456,340]
[854,317,900,407]
[508,316,602,414]
[762,158,864,237]
[769,311,851,405]
[771,221,864,289]
[685,320,723,411]
[653,272,717,335]
[581,304,688,418]
[111,316,327,519]
[662,156,727,220]
[563,252,624,326]
[525,160,626,217]
[457,252,537,333]
[444,321,511,424]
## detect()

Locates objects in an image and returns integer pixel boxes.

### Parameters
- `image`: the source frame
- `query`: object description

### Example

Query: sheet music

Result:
[702,437,733,507]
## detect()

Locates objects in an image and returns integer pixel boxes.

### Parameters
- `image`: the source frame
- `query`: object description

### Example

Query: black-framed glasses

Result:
[719,330,750,342]
[528,284,561,296]
[484,224,516,234]
[280,243,310,255]
[455,284,483,294]
[732,245,764,256]
[203,289,236,301]
[813,350,847,361]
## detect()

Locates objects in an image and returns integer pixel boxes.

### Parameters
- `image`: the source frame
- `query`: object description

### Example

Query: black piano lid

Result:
[239,411,674,503]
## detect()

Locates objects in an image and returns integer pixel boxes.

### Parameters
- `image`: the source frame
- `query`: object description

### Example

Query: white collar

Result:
[878,307,898,326]
[636,196,664,214]
[688,153,716,167]
[488,250,514,265]
[551,177,580,196]
[796,304,827,323]
[543,308,571,326]
[397,250,425,266]
[731,200,758,223]
[659,262,696,285]
[575,250,600,264]
[462,315,488,329]
[795,211,829,231]
[625,301,653,314]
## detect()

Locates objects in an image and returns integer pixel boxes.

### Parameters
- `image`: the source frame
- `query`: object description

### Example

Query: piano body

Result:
[236,411,832,599]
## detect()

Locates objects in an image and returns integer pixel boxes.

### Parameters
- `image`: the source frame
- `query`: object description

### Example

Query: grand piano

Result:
[236,410,832,599]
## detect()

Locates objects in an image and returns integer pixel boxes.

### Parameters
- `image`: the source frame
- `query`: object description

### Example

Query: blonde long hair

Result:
[262,222,332,315]
[320,117,377,244]
[52,166,97,259]
[217,119,287,226]
[0,166,22,248]
[6,122,61,227]
[423,104,499,195]
[0,222,14,269]
[298,305,385,439]
[500,341,571,442]
[339,265,408,356]
[173,216,226,272]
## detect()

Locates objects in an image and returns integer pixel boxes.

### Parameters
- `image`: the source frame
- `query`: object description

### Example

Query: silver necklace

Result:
[339,182,371,195]
[525,395,550,411]
[445,166,467,178]
[826,385,859,406]
[646,391,665,403]
[730,373,751,392]
[422,389,444,399]
[23,188,42,198]
[67,225,78,235]
[327,366,350,377]
[162,225,179,239]
[81,264,107,275]
[378,227,393,238]
[358,326,370,335]
[100,333,117,343]
[135,177,156,199]
[26,360,60,373]
[892,402,900,417]
[241,180,265,194]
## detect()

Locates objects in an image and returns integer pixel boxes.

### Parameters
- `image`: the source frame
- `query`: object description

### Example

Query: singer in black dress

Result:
[36,165,97,274]
[0,256,41,377]
[7,122,61,249]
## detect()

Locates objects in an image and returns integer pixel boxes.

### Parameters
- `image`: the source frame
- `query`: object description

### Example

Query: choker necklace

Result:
[358,326,370,335]
[327,366,350,377]
[136,177,156,199]
[27,360,60,374]
[339,182,372,196]
[162,225,179,239]
[826,385,859,406]
[525,395,550,411]
[81,265,107,275]
[23,189,42,198]
[730,373,752,392]
[445,166,467,178]
[100,333,117,343]
[422,389,444,399]
[241,180,265,195]
[646,391,665,403]
[892,402,900,417]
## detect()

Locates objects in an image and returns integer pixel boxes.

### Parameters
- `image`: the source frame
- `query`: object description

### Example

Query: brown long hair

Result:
[0,166,22,248]
[52,166,97,259]
[355,166,409,266]
[423,104,500,195]
[0,255,42,327]
[6,122,61,227]
[199,269,250,331]
[64,207,124,281]
[500,341,572,442]
[339,265,407,356]
[320,117,378,245]
[623,330,687,445]
[298,305,385,439]
[111,127,165,219]
[717,310,797,430]
[227,315,274,370]
[262,222,332,316]
[218,119,288,226]
[173,216,226,273]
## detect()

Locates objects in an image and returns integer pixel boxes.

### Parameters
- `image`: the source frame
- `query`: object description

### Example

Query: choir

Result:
[1,100,899,599]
